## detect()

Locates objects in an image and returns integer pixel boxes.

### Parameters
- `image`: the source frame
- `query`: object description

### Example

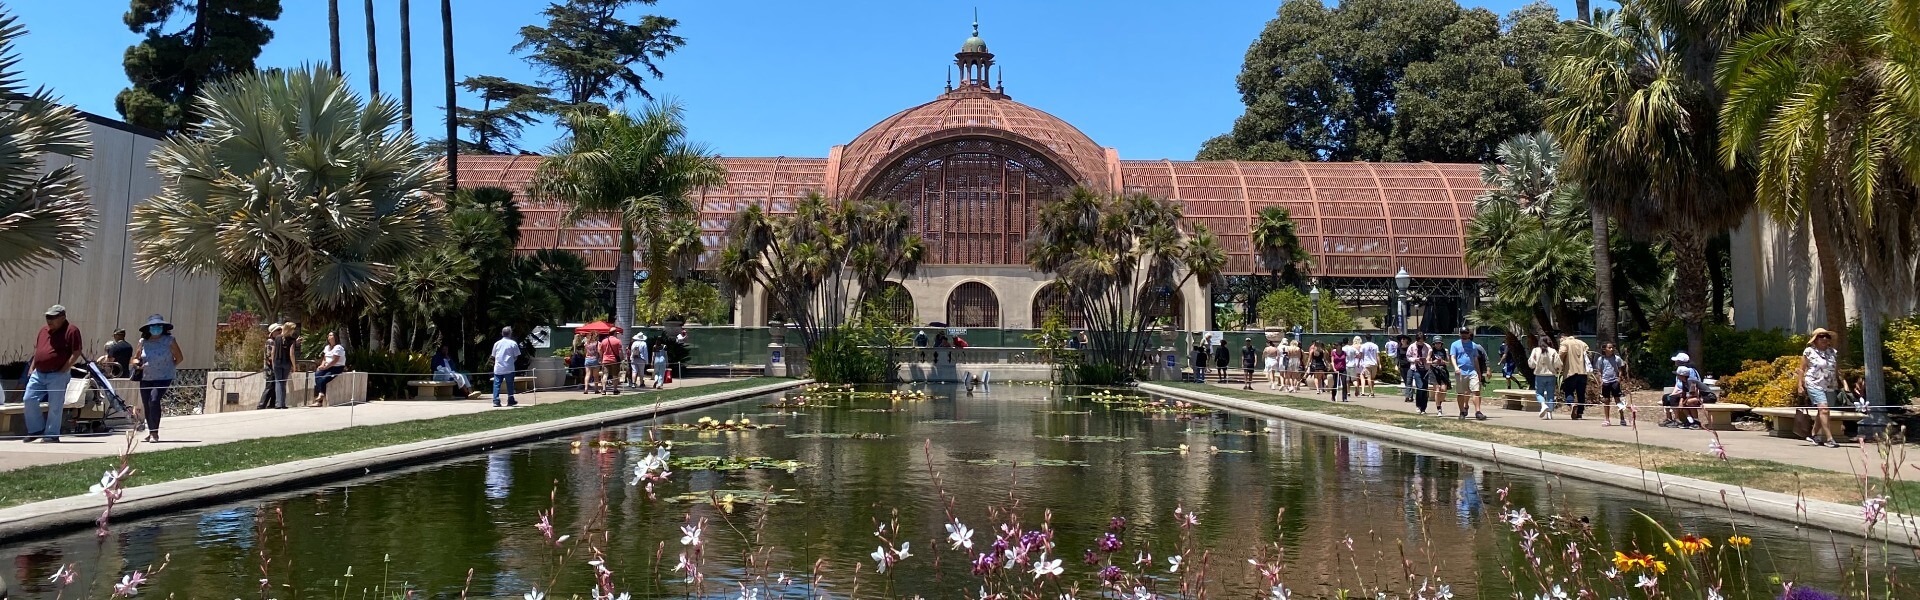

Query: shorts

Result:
[1264,357,1278,372]
[1502,362,1515,378]
[1458,372,1482,393]
[1346,367,1364,380]
[1807,387,1831,407]
[1428,367,1451,387]
[1602,381,1623,399]
[585,356,601,367]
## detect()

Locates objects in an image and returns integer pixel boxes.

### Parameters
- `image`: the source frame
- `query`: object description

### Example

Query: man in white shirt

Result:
[629,335,650,389]
[490,327,522,407]
[1358,336,1381,396]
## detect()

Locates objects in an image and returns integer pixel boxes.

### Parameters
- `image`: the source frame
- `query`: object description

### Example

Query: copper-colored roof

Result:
[1120,160,1484,279]
[833,87,1112,198]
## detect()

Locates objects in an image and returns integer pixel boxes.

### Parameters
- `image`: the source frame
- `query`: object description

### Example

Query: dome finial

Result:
[973,7,979,37]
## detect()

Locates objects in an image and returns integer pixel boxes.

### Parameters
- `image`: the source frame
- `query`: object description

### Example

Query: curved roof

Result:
[834,87,1112,198]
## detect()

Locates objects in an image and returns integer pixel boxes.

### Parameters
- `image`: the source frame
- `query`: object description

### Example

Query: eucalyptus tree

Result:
[715,194,925,348]
[1719,0,1920,405]
[0,12,95,280]
[530,102,726,348]
[129,67,445,324]
[1028,188,1227,383]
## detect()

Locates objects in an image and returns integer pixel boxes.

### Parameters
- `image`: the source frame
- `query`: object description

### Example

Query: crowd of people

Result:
[11,305,185,443]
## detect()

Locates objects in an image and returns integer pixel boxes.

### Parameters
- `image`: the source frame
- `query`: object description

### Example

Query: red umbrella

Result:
[574,321,622,335]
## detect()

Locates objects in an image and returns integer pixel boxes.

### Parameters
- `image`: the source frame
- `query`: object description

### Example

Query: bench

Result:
[1699,403,1752,431]
[1496,388,1539,412]
[1750,406,1867,438]
[514,376,536,393]
[408,380,456,400]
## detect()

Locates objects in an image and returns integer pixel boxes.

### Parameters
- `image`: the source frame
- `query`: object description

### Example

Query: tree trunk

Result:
[440,0,457,188]
[1576,0,1590,22]
[1669,231,1709,368]
[616,228,636,351]
[1808,206,1849,363]
[389,312,401,352]
[398,0,412,132]
[1591,209,1616,346]
[1623,286,1652,333]
[1709,233,1730,325]
[364,0,380,98]
[328,0,342,76]
[1856,281,1885,408]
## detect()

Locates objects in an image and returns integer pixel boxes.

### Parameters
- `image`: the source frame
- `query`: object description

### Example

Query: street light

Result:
[1309,285,1321,334]
[1394,267,1411,333]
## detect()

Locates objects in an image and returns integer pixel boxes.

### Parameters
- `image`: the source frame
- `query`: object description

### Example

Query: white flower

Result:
[1603,568,1620,580]
[896,541,912,560]
[555,535,570,545]
[1269,583,1291,600]
[1550,584,1569,600]
[673,554,690,573]
[737,586,760,600]
[1636,574,1659,590]
[1124,587,1157,600]
[946,520,976,550]
[1706,588,1725,600]
[680,524,703,546]
[1031,554,1063,579]
[1503,508,1533,529]
[1004,543,1029,564]
[89,469,123,496]
[525,589,546,600]
[1436,584,1453,599]
[1167,555,1183,573]
[871,545,891,573]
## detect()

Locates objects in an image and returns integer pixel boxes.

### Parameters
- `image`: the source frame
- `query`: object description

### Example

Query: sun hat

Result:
[1808,328,1834,344]
[269,323,284,334]
[144,314,174,333]
[1671,352,1691,363]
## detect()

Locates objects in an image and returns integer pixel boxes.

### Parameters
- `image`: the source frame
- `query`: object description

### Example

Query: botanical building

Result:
[463,24,1488,332]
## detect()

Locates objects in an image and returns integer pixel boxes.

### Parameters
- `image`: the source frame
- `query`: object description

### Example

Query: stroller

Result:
[67,357,134,434]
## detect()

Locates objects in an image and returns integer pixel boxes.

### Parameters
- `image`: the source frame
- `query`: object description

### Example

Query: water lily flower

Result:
[681,524,703,547]
[112,571,147,597]
[1031,554,1063,579]
[947,520,975,550]
[1167,555,1183,573]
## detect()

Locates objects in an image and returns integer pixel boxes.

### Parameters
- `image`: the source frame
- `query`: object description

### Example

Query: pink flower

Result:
[113,570,148,597]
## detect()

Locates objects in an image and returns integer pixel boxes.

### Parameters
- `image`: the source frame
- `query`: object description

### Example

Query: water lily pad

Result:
[671,456,812,472]
[649,421,782,432]
[1186,429,1266,437]
[850,408,904,413]
[602,439,722,448]
[962,458,1090,467]
[1132,450,1177,456]
[787,432,894,439]
[1035,410,1093,415]
[1037,435,1132,443]
[920,419,980,425]
[664,489,804,507]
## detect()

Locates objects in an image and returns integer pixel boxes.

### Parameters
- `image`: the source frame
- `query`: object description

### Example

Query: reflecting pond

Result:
[1,383,1907,598]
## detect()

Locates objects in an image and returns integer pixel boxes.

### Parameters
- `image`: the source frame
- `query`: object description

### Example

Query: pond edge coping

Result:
[1139,383,1920,548]
[0,379,810,545]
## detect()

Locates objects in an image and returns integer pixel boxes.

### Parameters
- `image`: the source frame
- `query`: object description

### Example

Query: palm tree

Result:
[364,0,380,98]
[1546,0,1767,361]
[0,13,95,281]
[1467,132,1593,335]
[1249,206,1310,289]
[531,103,726,350]
[1570,0,1616,349]
[440,0,456,188]
[717,195,926,351]
[1719,0,1920,406]
[659,216,704,280]
[129,67,446,324]
[398,0,412,131]
[328,0,342,75]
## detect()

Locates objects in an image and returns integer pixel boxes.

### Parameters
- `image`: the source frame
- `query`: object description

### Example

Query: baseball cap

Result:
[1671,352,1691,363]
[45,304,66,316]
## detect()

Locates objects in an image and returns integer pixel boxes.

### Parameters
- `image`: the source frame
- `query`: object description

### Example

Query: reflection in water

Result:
[0,384,1904,598]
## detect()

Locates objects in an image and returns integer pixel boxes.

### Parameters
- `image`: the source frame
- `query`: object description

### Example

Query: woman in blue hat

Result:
[130,314,183,442]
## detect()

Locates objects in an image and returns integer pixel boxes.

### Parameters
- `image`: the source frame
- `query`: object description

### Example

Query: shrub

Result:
[1634,323,1805,378]
[1257,288,1356,331]
[349,349,431,400]
[807,330,887,384]
[1721,356,1803,408]
[214,311,267,371]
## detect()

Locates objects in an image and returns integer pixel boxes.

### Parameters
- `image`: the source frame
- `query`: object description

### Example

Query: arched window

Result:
[761,290,793,324]
[946,282,1001,328]
[864,281,916,323]
[1031,284,1087,329]
[860,138,1076,265]
[1144,287,1184,329]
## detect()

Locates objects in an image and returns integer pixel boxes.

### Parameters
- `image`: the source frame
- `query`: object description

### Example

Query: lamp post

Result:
[1309,285,1321,334]
[1394,267,1411,333]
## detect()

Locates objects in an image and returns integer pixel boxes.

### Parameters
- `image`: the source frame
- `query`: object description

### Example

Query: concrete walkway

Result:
[1198,379,1899,478]
[0,378,739,472]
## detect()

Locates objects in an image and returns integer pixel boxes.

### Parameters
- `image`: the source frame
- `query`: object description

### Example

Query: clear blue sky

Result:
[10,0,1573,160]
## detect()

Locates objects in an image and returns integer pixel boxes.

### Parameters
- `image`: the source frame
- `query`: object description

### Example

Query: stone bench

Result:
[515,376,536,393]
[408,380,456,400]
[1699,403,1752,431]
[1496,388,1539,412]
[1750,406,1867,438]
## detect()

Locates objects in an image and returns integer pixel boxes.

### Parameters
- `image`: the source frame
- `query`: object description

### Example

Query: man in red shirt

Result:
[24,305,83,443]
[598,333,624,395]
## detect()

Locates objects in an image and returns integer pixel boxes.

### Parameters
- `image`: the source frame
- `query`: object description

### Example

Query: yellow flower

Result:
[1727,535,1751,548]
[1651,560,1668,575]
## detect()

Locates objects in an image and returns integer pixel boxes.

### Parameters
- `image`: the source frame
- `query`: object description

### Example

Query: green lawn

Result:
[1165,382,1920,510]
[0,378,787,509]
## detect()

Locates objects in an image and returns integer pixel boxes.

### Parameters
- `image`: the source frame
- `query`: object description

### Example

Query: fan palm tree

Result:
[1546,0,1768,361]
[398,0,412,131]
[0,12,95,281]
[659,216,704,280]
[1468,132,1592,335]
[129,66,446,324]
[1719,0,1920,405]
[1249,205,1310,289]
[531,102,727,349]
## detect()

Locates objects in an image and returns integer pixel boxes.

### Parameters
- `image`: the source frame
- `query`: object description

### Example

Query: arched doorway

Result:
[946,282,1001,328]
[1031,283,1087,329]
[1145,287,1184,330]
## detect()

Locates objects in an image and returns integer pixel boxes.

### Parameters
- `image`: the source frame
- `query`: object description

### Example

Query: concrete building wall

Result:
[1729,209,1851,333]
[736,265,1210,334]
[0,116,218,370]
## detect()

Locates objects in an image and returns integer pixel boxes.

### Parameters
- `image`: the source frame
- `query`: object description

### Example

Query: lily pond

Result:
[2,383,1909,599]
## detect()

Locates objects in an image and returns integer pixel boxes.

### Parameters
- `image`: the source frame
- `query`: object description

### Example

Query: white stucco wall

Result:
[1729,209,1851,333]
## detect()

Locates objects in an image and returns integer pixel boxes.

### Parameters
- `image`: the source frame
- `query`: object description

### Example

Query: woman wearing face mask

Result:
[130,314,183,443]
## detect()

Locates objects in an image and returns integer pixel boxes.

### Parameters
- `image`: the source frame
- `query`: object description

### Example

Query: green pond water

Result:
[0,383,1907,599]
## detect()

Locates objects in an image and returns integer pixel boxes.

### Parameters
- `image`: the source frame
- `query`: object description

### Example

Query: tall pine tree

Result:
[116,0,282,134]
[514,0,683,116]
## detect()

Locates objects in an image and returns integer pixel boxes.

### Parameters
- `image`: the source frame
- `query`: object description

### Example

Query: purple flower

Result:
[1779,587,1840,600]
[1098,532,1124,553]
[971,552,999,576]
[991,537,1009,554]
[1084,549,1101,565]
[1109,516,1128,532]
[1098,565,1124,584]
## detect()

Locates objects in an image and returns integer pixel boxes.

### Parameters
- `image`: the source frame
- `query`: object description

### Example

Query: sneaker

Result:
[1660,420,1677,428]
[1825,441,1841,448]
[507,398,519,407]
[1806,436,1820,444]
[22,437,40,444]
[1619,419,1628,427]
[493,402,501,407]
[1475,412,1487,421]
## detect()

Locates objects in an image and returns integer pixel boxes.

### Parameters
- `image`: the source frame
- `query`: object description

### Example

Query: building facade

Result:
[464,25,1489,332]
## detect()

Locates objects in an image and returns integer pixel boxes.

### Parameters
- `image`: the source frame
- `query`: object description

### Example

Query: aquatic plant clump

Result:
[1037,434,1133,443]
[669,456,812,473]
[786,432,893,439]
[648,416,781,432]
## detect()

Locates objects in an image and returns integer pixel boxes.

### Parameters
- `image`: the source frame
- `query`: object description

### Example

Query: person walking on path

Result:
[1797,328,1842,447]
[598,332,624,395]
[130,314,182,442]
[1393,334,1415,404]
[1284,340,1304,392]
[22,305,82,443]
[629,333,650,389]
[1427,335,1452,408]
[1359,336,1380,396]
[1241,338,1257,390]
[256,323,290,410]
[1449,327,1489,421]
[651,339,669,389]
[1499,340,1521,389]
[490,327,521,407]
[1559,334,1592,420]
[1529,336,1561,419]
[581,333,603,392]
[1307,341,1329,392]
[312,331,347,406]
[1262,340,1281,389]
[101,329,133,378]
[1329,339,1350,402]
[1190,344,1208,384]
[1407,334,1433,413]
[1596,342,1629,426]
